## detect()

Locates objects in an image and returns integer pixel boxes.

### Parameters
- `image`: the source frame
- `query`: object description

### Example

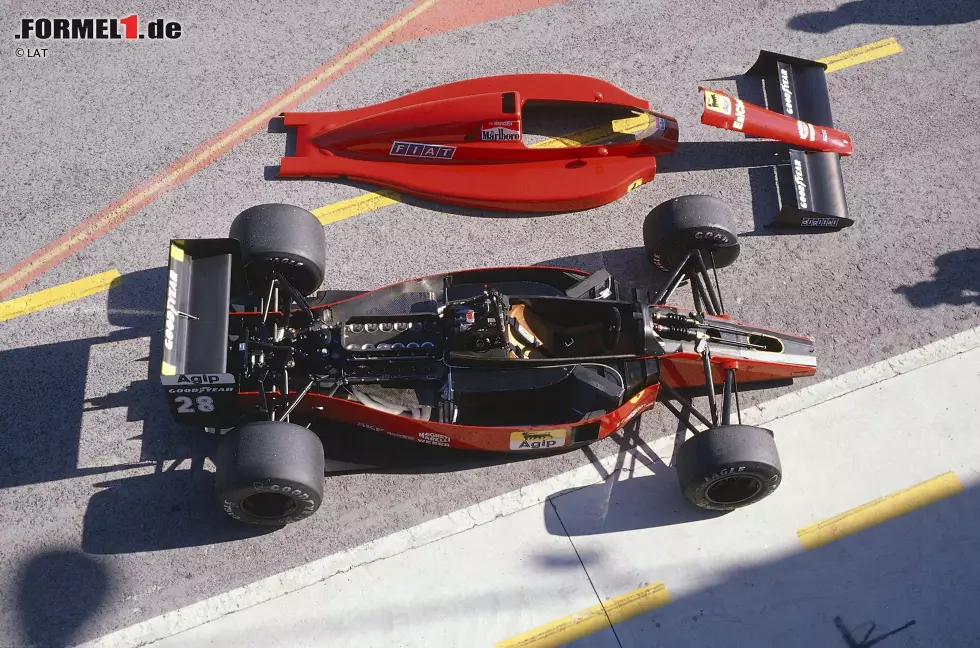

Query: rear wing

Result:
[745,51,853,230]
[161,238,245,427]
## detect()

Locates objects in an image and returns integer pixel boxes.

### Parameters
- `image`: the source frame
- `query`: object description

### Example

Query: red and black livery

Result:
[161,198,816,526]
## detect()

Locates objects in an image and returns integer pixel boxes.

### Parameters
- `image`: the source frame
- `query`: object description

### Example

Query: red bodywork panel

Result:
[700,88,853,156]
[659,353,815,388]
[243,384,662,453]
[278,74,679,212]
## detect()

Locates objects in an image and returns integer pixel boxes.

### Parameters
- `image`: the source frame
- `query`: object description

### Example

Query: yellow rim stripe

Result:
[797,471,963,550]
[0,269,122,322]
[819,37,903,73]
[496,582,670,648]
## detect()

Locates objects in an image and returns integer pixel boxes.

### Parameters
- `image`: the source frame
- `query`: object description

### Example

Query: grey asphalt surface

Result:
[2,1,979,646]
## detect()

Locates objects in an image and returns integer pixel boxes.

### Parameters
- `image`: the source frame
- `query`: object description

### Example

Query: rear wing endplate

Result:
[746,51,853,230]
[161,238,244,427]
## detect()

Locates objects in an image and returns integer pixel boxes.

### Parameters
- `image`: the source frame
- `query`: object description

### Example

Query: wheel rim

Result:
[241,492,297,519]
[705,474,763,505]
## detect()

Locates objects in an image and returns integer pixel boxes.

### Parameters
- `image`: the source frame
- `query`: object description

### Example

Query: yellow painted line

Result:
[311,188,403,225]
[0,269,122,322]
[0,0,441,299]
[797,471,963,550]
[310,37,903,225]
[819,37,903,73]
[496,582,670,648]
[530,112,652,149]
[169,243,185,261]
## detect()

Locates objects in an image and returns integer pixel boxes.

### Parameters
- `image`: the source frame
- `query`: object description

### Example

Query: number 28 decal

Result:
[174,395,215,413]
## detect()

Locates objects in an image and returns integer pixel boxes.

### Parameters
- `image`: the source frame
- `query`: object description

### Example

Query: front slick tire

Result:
[643,194,740,272]
[215,421,325,526]
[675,425,781,512]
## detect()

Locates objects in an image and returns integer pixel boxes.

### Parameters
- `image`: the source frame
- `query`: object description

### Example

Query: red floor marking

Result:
[1,0,570,300]
[386,0,566,44]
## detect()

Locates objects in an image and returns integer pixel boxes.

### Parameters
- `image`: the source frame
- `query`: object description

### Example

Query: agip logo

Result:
[510,428,568,451]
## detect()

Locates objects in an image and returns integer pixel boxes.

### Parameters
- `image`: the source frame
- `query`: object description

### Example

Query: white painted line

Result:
[739,324,980,427]
[81,324,980,648]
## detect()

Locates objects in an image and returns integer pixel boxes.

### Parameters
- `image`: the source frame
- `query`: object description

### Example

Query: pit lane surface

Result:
[2,1,979,645]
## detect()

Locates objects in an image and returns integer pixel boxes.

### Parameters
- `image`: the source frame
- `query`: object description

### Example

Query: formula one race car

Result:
[161,196,816,526]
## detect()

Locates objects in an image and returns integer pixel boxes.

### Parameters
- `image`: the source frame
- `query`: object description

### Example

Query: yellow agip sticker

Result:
[703,90,732,115]
[510,428,568,451]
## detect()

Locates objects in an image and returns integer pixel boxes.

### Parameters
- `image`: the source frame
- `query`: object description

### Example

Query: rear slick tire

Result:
[214,421,325,526]
[229,203,327,296]
[643,194,740,272]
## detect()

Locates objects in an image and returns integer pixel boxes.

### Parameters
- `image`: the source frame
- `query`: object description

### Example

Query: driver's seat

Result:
[507,303,550,358]
[507,303,622,358]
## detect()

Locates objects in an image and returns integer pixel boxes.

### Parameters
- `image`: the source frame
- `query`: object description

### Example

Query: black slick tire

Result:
[214,421,325,526]
[675,424,781,511]
[643,195,740,272]
[229,203,327,296]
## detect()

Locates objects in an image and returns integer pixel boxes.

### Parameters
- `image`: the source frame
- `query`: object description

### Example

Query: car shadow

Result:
[0,268,166,491]
[595,482,980,646]
[895,248,980,307]
[543,415,727,537]
[82,464,277,554]
[788,0,980,33]
[15,549,111,648]
[0,267,274,554]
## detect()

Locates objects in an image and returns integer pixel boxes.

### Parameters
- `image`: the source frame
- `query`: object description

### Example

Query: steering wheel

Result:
[602,307,622,351]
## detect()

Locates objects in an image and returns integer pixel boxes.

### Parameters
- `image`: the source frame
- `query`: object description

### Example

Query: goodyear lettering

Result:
[793,159,808,209]
[780,68,794,115]
[164,269,178,351]
[695,231,730,244]
[267,256,303,267]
